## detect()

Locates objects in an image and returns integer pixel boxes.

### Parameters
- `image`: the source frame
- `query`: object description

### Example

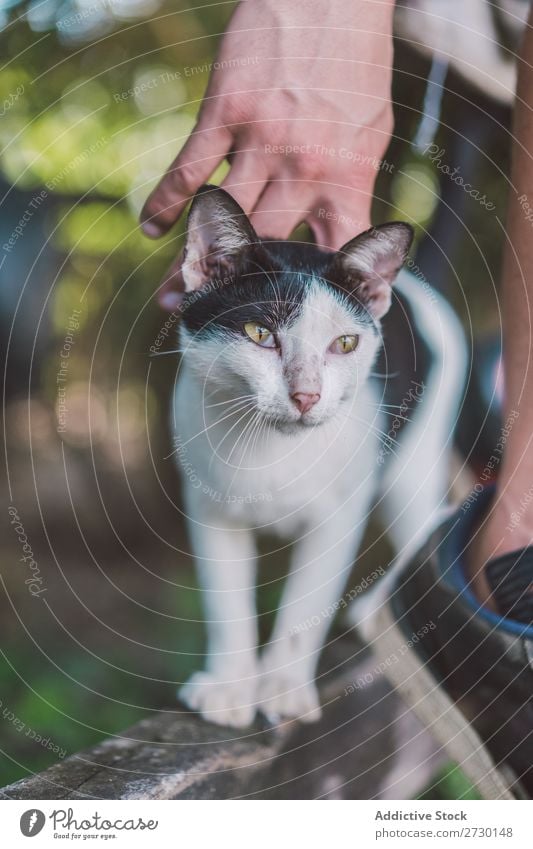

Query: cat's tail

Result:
[376,268,468,556]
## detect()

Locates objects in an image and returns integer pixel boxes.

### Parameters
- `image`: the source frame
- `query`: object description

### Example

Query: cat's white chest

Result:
[172,374,380,536]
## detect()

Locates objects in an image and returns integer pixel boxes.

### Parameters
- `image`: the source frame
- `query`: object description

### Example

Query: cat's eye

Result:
[244,322,277,348]
[329,334,359,355]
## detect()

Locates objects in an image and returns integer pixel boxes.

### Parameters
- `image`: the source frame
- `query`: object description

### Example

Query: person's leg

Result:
[354,24,533,792]
[470,8,533,607]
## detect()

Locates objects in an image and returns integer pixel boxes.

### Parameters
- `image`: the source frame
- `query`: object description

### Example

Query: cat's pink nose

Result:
[291,392,321,414]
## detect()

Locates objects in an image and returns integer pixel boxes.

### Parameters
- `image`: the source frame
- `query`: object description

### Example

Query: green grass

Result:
[418,763,482,800]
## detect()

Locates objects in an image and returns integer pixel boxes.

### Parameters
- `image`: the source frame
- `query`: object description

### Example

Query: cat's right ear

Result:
[329,223,414,319]
[182,185,260,292]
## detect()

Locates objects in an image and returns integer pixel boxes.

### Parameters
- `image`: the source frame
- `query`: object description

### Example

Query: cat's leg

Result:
[179,521,258,727]
[258,487,374,722]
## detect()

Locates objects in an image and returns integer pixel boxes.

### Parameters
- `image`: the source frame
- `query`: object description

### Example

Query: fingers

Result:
[250,180,308,239]
[140,119,232,237]
[308,184,374,250]
[248,178,374,246]
[155,155,268,311]
[221,155,268,216]
[157,177,306,313]
[151,162,376,312]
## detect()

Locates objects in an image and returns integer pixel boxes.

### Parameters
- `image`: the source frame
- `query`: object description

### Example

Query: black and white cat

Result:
[171,186,465,727]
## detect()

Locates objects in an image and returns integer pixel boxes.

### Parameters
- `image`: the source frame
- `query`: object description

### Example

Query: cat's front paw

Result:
[258,669,322,724]
[178,671,256,728]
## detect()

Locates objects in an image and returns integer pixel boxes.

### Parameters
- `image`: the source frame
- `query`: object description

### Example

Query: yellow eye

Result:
[244,322,277,348]
[330,334,359,354]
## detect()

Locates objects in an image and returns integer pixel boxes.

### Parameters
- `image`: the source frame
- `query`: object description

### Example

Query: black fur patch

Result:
[373,288,433,442]
[180,241,375,338]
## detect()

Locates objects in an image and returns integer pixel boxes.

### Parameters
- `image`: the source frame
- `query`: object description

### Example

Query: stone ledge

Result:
[0,638,445,800]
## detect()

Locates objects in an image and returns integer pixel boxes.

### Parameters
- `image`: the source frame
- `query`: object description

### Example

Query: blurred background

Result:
[0,0,518,796]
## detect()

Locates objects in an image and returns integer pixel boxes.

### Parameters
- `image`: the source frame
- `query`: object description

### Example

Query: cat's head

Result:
[179,186,413,432]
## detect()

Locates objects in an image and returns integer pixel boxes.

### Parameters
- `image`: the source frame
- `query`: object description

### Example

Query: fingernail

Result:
[158,291,184,312]
[141,220,164,238]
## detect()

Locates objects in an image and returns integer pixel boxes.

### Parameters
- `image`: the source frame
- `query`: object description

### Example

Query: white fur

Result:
[172,271,465,727]
[378,271,467,554]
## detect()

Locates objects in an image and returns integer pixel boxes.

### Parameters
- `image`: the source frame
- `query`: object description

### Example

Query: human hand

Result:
[140,0,395,309]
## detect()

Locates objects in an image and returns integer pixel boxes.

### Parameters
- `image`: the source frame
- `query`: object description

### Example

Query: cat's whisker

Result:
[208,401,257,471]
[208,402,252,471]
[204,385,244,405]
[338,411,402,458]
[205,398,255,423]
[255,413,278,458]
[205,393,256,410]
[247,411,270,462]
[149,348,183,357]
[224,408,262,468]
[363,429,401,459]
[369,371,399,380]
[213,404,257,464]
[221,410,264,497]
[375,408,415,424]
[218,412,260,498]
[168,401,255,456]
[371,402,410,410]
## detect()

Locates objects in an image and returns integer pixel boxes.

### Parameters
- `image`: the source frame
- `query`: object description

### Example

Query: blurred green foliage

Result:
[419,763,482,802]
[0,0,237,790]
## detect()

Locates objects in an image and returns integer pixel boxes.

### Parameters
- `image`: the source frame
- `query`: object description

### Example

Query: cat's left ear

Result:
[330,223,414,319]
[182,185,260,292]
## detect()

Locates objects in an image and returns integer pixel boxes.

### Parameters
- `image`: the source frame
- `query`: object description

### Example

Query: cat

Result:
[171,185,466,728]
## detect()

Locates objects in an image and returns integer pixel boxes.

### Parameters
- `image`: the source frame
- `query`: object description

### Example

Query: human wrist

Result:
[251,0,395,28]
[232,0,394,93]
